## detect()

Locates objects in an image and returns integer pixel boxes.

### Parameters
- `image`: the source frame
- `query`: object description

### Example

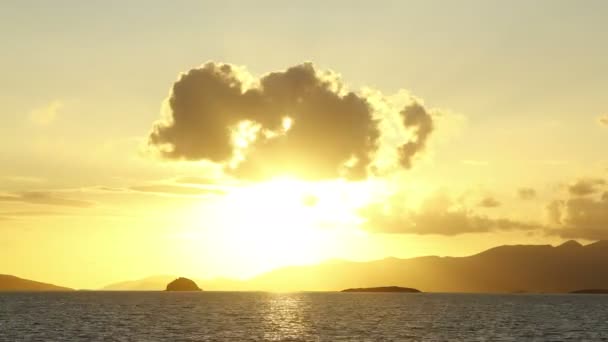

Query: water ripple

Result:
[1,292,607,341]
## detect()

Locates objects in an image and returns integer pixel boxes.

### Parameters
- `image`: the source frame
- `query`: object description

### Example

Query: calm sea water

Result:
[1,292,607,341]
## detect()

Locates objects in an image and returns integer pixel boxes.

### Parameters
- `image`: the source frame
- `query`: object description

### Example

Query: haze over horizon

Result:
[1,0,608,290]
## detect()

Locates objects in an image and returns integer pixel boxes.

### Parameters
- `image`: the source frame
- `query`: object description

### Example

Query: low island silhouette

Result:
[165,277,202,291]
[570,289,608,294]
[341,286,421,293]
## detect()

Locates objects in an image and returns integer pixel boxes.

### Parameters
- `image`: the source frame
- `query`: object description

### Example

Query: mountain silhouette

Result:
[102,240,608,293]
[246,240,608,292]
[0,274,72,291]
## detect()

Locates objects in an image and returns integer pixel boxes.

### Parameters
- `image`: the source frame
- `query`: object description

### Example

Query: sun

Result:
[194,176,373,276]
[222,177,329,263]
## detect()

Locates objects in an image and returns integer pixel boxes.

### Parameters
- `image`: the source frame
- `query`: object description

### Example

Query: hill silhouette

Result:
[165,277,202,291]
[102,275,177,291]
[102,240,608,293]
[0,274,72,291]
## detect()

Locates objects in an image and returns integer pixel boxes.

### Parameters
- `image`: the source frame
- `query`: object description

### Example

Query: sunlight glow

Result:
[189,176,379,275]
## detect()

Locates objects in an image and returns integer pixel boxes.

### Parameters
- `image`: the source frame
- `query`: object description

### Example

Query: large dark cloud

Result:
[148,62,434,180]
[548,179,608,240]
[0,191,93,208]
[360,192,535,235]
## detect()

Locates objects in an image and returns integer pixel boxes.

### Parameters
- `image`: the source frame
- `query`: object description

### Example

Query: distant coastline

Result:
[570,289,608,294]
[4,240,608,293]
[341,286,421,293]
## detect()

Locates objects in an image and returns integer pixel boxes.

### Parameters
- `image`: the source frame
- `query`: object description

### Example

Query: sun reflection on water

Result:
[261,293,313,341]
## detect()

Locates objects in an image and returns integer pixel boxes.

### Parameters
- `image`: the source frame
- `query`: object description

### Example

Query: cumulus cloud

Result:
[0,191,93,208]
[546,200,564,225]
[518,187,537,200]
[598,114,608,126]
[148,62,435,180]
[360,192,536,235]
[568,178,606,196]
[547,178,608,240]
[398,102,434,168]
[478,196,501,208]
[547,194,608,240]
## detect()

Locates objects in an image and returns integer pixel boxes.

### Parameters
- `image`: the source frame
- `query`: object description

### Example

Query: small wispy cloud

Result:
[360,191,537,235]
[2,176,46,184]
[175,176,218,185]
[478,196,501,208]
[129,184,225,196]
[0,210,66,217]
[29,100,63,125]
[598,114,608,126]
[0,191,93,208]
[537,160,568,166]
[517,187,537,200]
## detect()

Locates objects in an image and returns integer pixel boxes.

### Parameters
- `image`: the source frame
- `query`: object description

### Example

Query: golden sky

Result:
[1,0,607,289]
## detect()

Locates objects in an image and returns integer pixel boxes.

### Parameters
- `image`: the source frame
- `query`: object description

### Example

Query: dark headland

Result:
[165,277,202,291]
[341,286,421,293]
[570,289,608,294]
[0,274,72,292]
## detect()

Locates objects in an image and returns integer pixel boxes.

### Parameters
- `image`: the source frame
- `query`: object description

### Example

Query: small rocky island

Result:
[570,289,608,294]
[341,286,421,293]
[165,277,202,291]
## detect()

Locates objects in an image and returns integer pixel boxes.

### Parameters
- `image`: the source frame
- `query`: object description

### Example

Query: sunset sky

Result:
[1,0,607,289]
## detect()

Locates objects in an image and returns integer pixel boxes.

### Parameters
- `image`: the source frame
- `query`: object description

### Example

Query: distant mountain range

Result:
[4,241,608,293]
[102,240,608,293]
[0,274,72,291]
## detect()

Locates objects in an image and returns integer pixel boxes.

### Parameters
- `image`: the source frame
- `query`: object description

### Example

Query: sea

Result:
[1,292,607,341]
